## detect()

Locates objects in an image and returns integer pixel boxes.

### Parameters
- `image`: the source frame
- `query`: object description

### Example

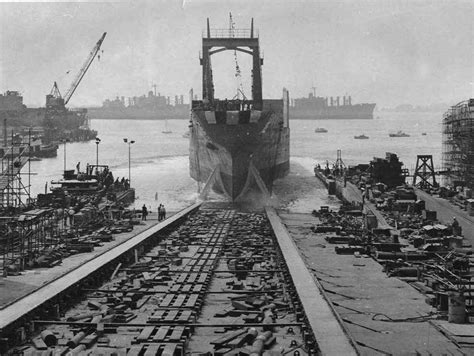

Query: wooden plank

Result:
[164,310,179,322]
[169,284,180,292]
[152,326,170,342]
[169,326,185,341]
[127,344,144,356]
[193,285,203,293]
[182,284,191,292]
[185,294,199,308]
[178,310,192,322]
[197,273,208,283]
[161,343,177,356]
[149,310,165,323]
[137,326,155,342]
[176,274,187,284]
[173,294,186,308]
[144,344,160,356]
[188,273,197,283]
[160,294,174,308]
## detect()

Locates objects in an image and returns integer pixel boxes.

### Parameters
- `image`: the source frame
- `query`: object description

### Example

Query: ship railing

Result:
[192,99,255,111]
[203,28,257,38]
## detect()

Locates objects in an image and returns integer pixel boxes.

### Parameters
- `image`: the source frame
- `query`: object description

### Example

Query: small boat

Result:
[354,134,369,139]
[389,130,410,137]
[422,132,427,136]
[162,119,172,134]
[314,128,328,133]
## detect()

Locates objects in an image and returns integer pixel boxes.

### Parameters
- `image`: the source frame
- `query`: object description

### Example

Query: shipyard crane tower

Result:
[44,32,107,142]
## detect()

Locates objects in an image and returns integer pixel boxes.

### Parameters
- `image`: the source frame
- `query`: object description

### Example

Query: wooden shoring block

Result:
[164,310,179,322]
[149,310,165,323]
[152,326,170,342]
[172,294,186,308]
[176,274,187,284]
[137,326,155,342]
[160,294,174,308]
[188,273,197,283]
[161,343,178,356]
[192,284,203,293]
[197,274,208,283]
[168,326,186,342]
[143,344,160,356]
[169,284,181,292]
[177,310,192,322]
[185,294,199,308]
[127,344,144,356]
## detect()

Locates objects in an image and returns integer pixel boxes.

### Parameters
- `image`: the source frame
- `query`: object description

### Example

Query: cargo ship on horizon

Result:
[189,17,290,201]
[292,88,376,119]
[88,89,189,120]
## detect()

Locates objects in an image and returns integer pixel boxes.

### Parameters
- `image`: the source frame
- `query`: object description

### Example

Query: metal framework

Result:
[200,18,263,108]
[442,99,474,189]
[0,209,63,274]
[0,135,32,208]
[413,155,437,188]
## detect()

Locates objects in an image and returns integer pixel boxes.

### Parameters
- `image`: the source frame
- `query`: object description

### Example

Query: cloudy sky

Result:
[0,0,472,108]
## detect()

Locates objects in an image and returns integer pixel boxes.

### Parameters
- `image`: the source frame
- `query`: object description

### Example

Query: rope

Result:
[229,13,245,100]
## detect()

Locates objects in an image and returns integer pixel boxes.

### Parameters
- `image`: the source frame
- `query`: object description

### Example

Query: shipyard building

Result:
[442,99,474,190]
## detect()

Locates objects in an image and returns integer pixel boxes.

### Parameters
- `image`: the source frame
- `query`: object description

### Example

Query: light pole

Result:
[61,139,69,172]
[123,138,135,187]
[95,137,101,169]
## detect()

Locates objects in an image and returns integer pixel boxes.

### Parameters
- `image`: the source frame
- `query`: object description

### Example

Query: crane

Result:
[47,32,107,109]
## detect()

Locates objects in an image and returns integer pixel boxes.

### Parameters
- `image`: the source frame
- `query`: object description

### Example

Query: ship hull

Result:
[189,100,290,200]
[88,107,189,120]
[291,103,376,119]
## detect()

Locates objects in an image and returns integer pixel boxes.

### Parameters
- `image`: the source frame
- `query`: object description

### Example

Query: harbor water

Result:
[26,112,443,212]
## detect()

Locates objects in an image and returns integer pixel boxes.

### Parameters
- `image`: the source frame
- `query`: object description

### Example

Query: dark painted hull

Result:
[189,100,290,200]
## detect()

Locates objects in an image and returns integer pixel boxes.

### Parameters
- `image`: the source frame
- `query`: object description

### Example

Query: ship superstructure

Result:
[88,88,189,120]
[292,88,376,119]
[189,17,290,201]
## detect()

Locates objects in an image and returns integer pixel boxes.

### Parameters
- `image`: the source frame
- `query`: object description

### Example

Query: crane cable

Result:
[229,13,245,99]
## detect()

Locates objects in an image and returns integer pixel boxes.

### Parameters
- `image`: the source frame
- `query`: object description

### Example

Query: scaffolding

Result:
[0,132,66,274]
[442,99,474,189]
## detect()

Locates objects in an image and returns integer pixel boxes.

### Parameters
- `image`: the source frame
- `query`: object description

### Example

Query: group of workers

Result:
[141,203,166,221]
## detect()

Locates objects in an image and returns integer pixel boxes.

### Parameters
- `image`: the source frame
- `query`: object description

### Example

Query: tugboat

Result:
[389,130,410,137]
[314,127,328,133]
[354,134,369,139]
[189,17,290,201]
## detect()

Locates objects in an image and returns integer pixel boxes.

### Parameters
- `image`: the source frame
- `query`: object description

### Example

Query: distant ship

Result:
[314,127,328,133]
[292,88,376,119]
[354,134,369,139]
[0,90,96,144]
[189,17,290,201]
[88,90,189,120]
[389,130,410,137]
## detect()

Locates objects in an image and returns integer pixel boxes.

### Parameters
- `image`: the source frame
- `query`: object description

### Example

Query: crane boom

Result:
[63,32,107,105]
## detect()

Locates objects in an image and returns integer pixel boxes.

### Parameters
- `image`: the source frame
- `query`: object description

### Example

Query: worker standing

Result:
[141,204,148,221]
[161,205,166,220]
[452,217,461,236]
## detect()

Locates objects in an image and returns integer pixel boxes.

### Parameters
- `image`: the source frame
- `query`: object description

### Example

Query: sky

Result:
[0,0,472,108]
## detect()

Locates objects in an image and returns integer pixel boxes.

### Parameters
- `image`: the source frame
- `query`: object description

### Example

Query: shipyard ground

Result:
[0,211,170,310]
[0,160,471,355]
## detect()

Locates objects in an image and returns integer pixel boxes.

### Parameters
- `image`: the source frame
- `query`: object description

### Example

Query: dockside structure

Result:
[442,99,474,189]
